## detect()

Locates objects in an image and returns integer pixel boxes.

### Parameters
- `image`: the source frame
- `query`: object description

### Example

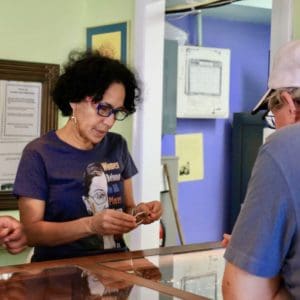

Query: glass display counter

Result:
[0,242,225,299]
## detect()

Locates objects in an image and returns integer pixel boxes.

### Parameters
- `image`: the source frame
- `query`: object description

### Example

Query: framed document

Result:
[0,59,59,210]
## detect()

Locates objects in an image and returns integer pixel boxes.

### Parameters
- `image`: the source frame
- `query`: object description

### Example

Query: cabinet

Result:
[230,112,265,230]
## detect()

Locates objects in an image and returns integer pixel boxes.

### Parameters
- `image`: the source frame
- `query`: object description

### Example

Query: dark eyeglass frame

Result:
[263,110,276,129]
[96,102,129,121]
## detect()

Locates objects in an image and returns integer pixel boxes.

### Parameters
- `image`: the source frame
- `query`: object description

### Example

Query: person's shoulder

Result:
[24,130,56,151]
[266,123,300,143]
[263,123,300,156]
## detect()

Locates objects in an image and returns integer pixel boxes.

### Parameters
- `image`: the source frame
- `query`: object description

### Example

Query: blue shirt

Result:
[225,123,300,298]
[14,130,137,261]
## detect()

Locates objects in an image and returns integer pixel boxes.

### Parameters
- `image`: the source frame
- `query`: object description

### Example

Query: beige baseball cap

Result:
[251,40,300,114]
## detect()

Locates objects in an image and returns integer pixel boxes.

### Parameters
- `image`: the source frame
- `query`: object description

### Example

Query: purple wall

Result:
[163,15,270,244]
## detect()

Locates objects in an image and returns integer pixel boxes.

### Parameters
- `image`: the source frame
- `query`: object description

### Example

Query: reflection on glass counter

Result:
[157,248,225,299]
[97,244,225,300]
[0,242,224,299]
[0,265,177,299]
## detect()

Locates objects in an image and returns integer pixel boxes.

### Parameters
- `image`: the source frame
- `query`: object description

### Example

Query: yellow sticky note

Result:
[175,133,204,182]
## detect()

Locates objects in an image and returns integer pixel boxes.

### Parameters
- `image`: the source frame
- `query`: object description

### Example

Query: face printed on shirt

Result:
[88,175,108,210]
[82,162,108,215]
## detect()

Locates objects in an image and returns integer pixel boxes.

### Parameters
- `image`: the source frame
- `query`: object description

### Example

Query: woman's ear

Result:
[70,102,77,110]
[70,102,77,120]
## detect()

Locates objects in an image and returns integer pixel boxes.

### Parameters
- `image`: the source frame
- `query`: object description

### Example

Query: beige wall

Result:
[0,0,85,64]
[0,0,134,63]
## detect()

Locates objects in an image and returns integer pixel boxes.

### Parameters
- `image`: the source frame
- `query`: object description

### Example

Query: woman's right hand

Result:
[89,209,137,235]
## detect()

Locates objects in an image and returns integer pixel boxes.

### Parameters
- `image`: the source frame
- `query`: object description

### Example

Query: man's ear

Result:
[281,91,296,114]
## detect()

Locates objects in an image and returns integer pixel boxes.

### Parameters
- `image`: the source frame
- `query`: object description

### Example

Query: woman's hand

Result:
[89,209,137,235]
[135,201,163,225]
[0,216,27,254]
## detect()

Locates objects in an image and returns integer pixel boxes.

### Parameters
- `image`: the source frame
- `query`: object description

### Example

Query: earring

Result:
[70,103,78,126]
[71,115,77,125]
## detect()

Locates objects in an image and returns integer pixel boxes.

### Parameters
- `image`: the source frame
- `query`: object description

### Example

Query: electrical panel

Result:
[176,45,230,118]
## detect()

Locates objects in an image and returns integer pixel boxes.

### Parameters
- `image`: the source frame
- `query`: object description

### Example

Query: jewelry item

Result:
[71,115,77,125]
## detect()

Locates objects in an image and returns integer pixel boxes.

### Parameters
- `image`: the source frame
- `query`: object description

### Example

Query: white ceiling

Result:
[166,0,272,24]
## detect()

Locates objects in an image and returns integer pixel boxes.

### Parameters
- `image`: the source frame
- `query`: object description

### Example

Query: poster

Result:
[86,22,127,63]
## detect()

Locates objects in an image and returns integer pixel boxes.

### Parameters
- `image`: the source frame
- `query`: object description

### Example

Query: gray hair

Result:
[267,87,300,111]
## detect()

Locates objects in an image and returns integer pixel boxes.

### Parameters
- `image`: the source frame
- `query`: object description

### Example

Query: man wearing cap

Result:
[222,40,300,299]
[251,38,300,129]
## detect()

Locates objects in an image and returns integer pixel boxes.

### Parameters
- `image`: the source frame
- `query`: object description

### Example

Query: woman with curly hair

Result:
[14,50,162,262]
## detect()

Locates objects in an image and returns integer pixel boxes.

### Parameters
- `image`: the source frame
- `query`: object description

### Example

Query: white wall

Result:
[130,0,165,250]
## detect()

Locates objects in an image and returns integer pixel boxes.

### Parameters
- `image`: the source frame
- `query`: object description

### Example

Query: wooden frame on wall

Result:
[0,59,59,210]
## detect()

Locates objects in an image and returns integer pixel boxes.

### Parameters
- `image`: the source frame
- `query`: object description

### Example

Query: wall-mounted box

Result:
[176,45,230,118]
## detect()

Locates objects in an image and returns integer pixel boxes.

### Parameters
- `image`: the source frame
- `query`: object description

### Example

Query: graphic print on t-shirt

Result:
[102,161,122,208]
[82,162,115,249]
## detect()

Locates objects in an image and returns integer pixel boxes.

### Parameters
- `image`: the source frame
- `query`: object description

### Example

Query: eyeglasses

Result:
[264,110,276,129]
[96,102,129,121]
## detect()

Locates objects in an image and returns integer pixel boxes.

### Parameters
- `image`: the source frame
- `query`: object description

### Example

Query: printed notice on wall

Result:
[175,133,204,182]
[0,80,41,190]
[176,45,230,118]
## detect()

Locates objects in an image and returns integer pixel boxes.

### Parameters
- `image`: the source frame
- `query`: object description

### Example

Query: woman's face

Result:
[72,82,126,146]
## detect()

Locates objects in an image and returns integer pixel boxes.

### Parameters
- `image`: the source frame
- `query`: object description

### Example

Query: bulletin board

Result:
[0,59,59,210]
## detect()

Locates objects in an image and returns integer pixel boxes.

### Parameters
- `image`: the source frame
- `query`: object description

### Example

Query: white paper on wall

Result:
[177,45,230,118]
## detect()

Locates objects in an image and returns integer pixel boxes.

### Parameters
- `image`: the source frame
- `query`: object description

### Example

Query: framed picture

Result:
[86,22,128,63]
[0,59,59,210]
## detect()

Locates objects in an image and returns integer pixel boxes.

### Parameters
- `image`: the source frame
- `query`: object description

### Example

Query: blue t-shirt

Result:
[225,123,300,298]
[13,130,137,261]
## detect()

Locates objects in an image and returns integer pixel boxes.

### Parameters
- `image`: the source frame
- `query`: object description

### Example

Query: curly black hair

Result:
[52,50,141,116]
